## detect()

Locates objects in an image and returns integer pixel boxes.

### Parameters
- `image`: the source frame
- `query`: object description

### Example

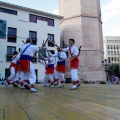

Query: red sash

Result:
[44,61,54,74]
[9,62,16,69]
[69,46,79,69]
[19,60,30,72]
[56,64,66,73]
[70,57,79,69]
[16,64,20,71]
[45,67,54,74]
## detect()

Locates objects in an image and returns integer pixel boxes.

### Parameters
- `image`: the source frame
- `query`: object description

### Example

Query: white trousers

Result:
[47,74,54,83]
[57,72,65,82]
[13,71,21,82]
[43,74,49,85]
[53,69,59,79]
[14,71,28,83]
[7,67,15,81]
[20,62,36,84]
[28,61,36,84]
[71,69,78,81]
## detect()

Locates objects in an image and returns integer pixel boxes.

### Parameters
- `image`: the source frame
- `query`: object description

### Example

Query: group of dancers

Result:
[7,37,82,92]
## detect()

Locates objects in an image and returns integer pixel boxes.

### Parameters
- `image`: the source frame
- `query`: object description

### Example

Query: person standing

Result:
[7,51,18,84]
[48,47,67,88]
[18,37,45,92]
[52,39,81,90]
[38,53,55,88]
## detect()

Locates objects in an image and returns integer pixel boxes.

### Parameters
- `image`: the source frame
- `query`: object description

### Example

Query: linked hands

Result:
[42,38,48,47]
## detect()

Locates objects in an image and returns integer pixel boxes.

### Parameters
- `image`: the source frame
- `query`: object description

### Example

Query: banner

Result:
[0,19,7,39]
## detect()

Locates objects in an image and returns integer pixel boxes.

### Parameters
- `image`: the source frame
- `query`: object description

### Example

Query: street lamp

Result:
[102,59,111,81]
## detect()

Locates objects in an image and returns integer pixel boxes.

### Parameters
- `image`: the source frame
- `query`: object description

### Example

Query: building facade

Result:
[103,36,120,64]
[0,1,63,81]
[59,0,106,81]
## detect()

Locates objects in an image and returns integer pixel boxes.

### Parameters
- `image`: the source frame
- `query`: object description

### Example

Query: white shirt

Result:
[48,51,67,62]
[63,45,78,58]
[48,57,55,65]
[20,43,39,57]
[16,53,20,61]
[39,57,55,67]
[11,55,17,64]
[39,59,48,67]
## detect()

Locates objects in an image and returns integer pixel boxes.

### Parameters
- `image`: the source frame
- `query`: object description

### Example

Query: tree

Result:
[109,63,119,77]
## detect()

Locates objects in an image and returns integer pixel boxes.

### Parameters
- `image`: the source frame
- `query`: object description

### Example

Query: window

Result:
[111,57,113,61]
[114,51,116,55]
[29,31,37,45]
[47,18,54,26]
[49,50,55,54]
[117,45,119,49]
[29,14,37,23]
[117,51,119,55]
[114,45,116,49]
[0,7,17,15]
[30,14,54,27]
[37,16,42,20]
[48,34,54,47]
[108,57,110,63]
[108,51,110,55]
[7,46,16,61]
[111,51,113,55]
[111,45,113,49]
[41,17,47,21]
[107,45,109,49]
[7,27,17,42]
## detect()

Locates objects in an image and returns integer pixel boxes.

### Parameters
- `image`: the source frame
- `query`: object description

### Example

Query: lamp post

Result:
[102,59,111,81]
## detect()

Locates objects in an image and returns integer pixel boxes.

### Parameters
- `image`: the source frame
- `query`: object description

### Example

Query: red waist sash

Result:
[70,57,79,69]
[19,60,30,72]
[56,64,66,73]
[45,67,54,74]
[16,64,20,71]
[9,62,16,69]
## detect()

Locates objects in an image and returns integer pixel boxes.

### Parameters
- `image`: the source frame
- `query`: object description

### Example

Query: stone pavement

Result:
[0,84,120,120]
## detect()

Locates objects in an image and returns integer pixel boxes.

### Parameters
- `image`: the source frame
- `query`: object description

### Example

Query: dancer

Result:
[48,47,67,88]
[7,51,18,85]
[38,53,55,88]
[18,37,45,92]
[49,39,81,90]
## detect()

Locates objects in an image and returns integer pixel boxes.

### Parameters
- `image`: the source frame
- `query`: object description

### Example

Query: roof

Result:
[0,1,63,20]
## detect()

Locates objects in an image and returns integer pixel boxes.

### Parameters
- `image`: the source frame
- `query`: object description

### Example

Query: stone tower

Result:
[59,0,106,81]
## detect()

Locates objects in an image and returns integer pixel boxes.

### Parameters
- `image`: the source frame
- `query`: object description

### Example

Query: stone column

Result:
[59,0,106,81]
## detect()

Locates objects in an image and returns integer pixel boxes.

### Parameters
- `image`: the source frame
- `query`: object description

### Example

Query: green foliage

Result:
[109,63,119,77]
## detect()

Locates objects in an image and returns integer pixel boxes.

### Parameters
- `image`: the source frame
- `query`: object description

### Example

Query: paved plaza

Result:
[0,84,120,120]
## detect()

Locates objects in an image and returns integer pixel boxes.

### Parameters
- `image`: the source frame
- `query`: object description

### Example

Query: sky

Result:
[0,0,120,37]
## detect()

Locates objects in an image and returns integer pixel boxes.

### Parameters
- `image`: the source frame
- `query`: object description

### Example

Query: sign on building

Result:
[0,20,7,39]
